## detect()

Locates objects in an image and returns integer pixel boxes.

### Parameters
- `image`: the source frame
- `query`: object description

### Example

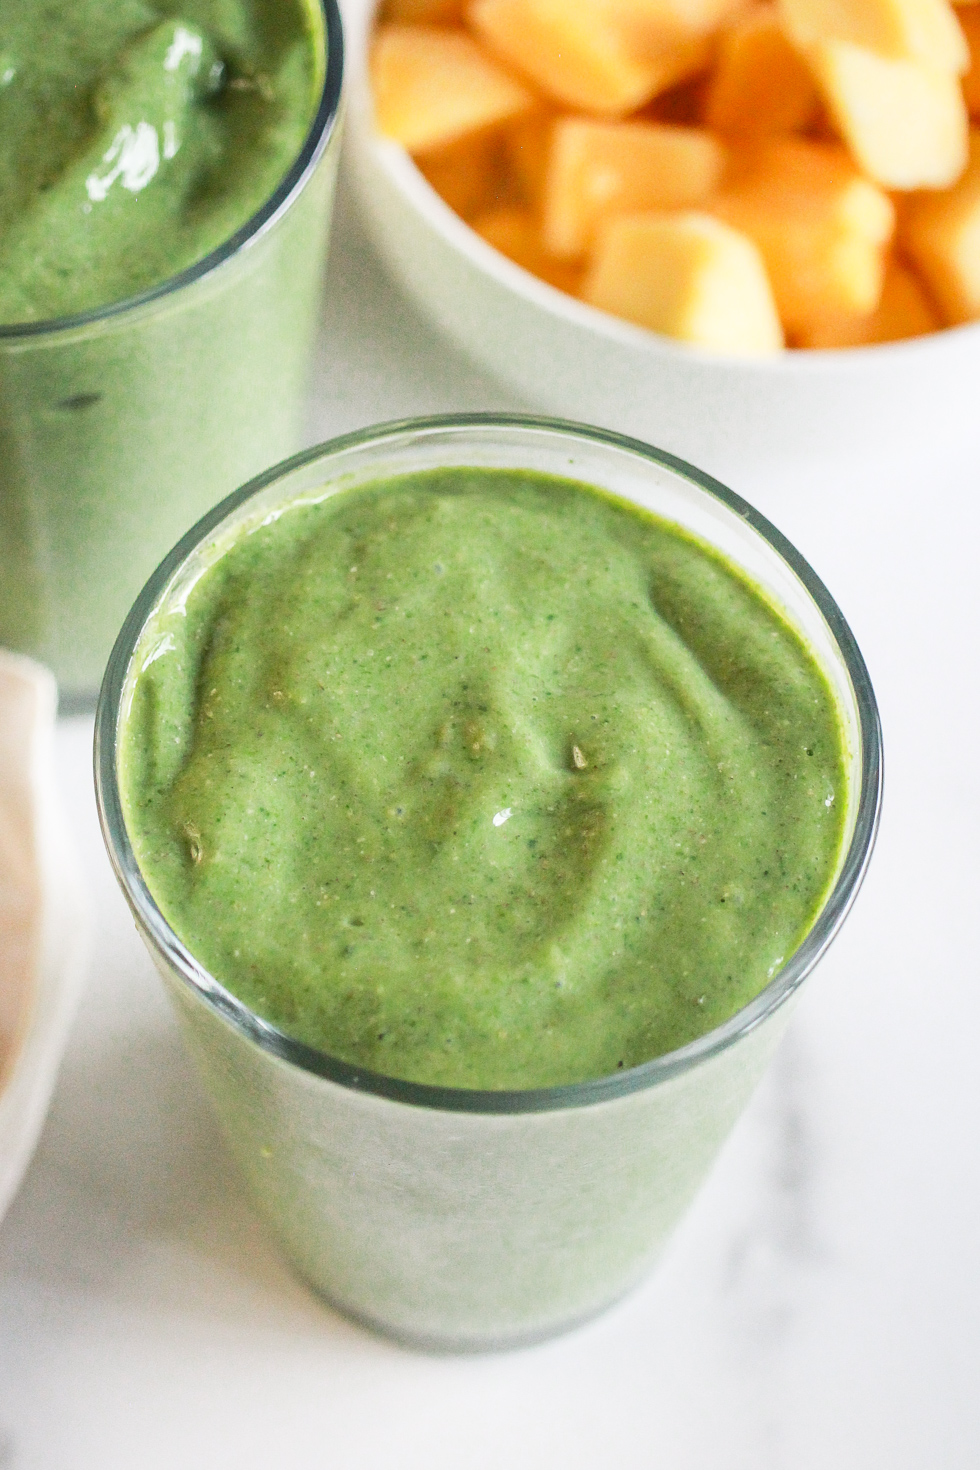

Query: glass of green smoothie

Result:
[96,415,882,1351]
[0,0,344,701]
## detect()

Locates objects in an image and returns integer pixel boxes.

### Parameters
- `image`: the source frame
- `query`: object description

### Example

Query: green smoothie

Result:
[0,0,341,697]
[119,468,848,1091]
[0,1,322,322]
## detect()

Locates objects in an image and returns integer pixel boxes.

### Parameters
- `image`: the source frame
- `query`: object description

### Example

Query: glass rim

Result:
[0,0,344,342]
[95,413,883,1116]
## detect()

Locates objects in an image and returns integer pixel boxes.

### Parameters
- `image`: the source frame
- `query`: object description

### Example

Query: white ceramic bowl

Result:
[0,652,90,1225]
[341,0,980,497]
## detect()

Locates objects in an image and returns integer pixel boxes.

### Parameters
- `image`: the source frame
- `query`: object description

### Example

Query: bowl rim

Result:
[94,413,884,1116]
[0,0,345,341]
[344,0,979,372]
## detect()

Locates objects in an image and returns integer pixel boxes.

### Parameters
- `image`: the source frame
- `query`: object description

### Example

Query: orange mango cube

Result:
[542,118,727,257]
[416,131,514,219]
[503,111,556,209]
[472,206,584,290]
[468,0,713,115]
[602,0,749,48]
[796,259,940,344]
[961,8,980,112]
[371,24,535,154]
[809,41,969,188]
[712,138,896,330]
[705,6,820,137]
[582,210,785,353]
[902,127,980,319]
[779,0,969,73]
[382,0,466,20]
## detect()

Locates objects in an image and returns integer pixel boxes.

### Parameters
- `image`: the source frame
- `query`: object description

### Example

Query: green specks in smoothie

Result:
[120,468,850,1090]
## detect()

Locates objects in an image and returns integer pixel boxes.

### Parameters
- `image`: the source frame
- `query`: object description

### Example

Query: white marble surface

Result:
[2,172,979,1469]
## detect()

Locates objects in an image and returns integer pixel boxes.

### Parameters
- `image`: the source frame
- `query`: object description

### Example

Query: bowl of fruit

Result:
[342,0,980,493]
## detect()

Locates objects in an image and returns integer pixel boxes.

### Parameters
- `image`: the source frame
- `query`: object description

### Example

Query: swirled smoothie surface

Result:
[120,470,848,1089]
[0,0,322,322]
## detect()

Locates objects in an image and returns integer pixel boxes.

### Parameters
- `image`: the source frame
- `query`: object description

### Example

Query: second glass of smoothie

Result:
[0,0,344,699]
[96,415,882,1349]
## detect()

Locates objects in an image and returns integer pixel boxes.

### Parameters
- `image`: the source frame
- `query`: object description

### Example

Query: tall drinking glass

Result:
[96,416,882,1350]
[0,0,344,702]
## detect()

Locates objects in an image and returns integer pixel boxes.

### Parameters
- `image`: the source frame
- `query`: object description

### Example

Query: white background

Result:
[1,170,978,1468]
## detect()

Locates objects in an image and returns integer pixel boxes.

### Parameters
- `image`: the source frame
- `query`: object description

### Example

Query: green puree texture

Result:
[0,0,322,322]
[120,470,848,1090]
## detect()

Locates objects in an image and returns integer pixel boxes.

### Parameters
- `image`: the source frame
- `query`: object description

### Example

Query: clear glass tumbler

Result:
[96,416,882,1351]
[0,0,344,703]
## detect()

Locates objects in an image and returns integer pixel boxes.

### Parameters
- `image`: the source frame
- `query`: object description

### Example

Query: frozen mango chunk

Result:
[961,8,980,113]
[382,0,466,20]
[602,0,750,47]
[582,210,785,353]
[796,259,940,344]
[468,0,712,115]
[503,110,556,208]
[542,118,727,257]
[902,128,980,319]
[472,206,584,290]
[809,41,969,188]
[371,24,535,154]
[646,71,712,124]
[416,131,514,218]
[705,6,820,137]
[712,138,895,330]
[779,0,969,73]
